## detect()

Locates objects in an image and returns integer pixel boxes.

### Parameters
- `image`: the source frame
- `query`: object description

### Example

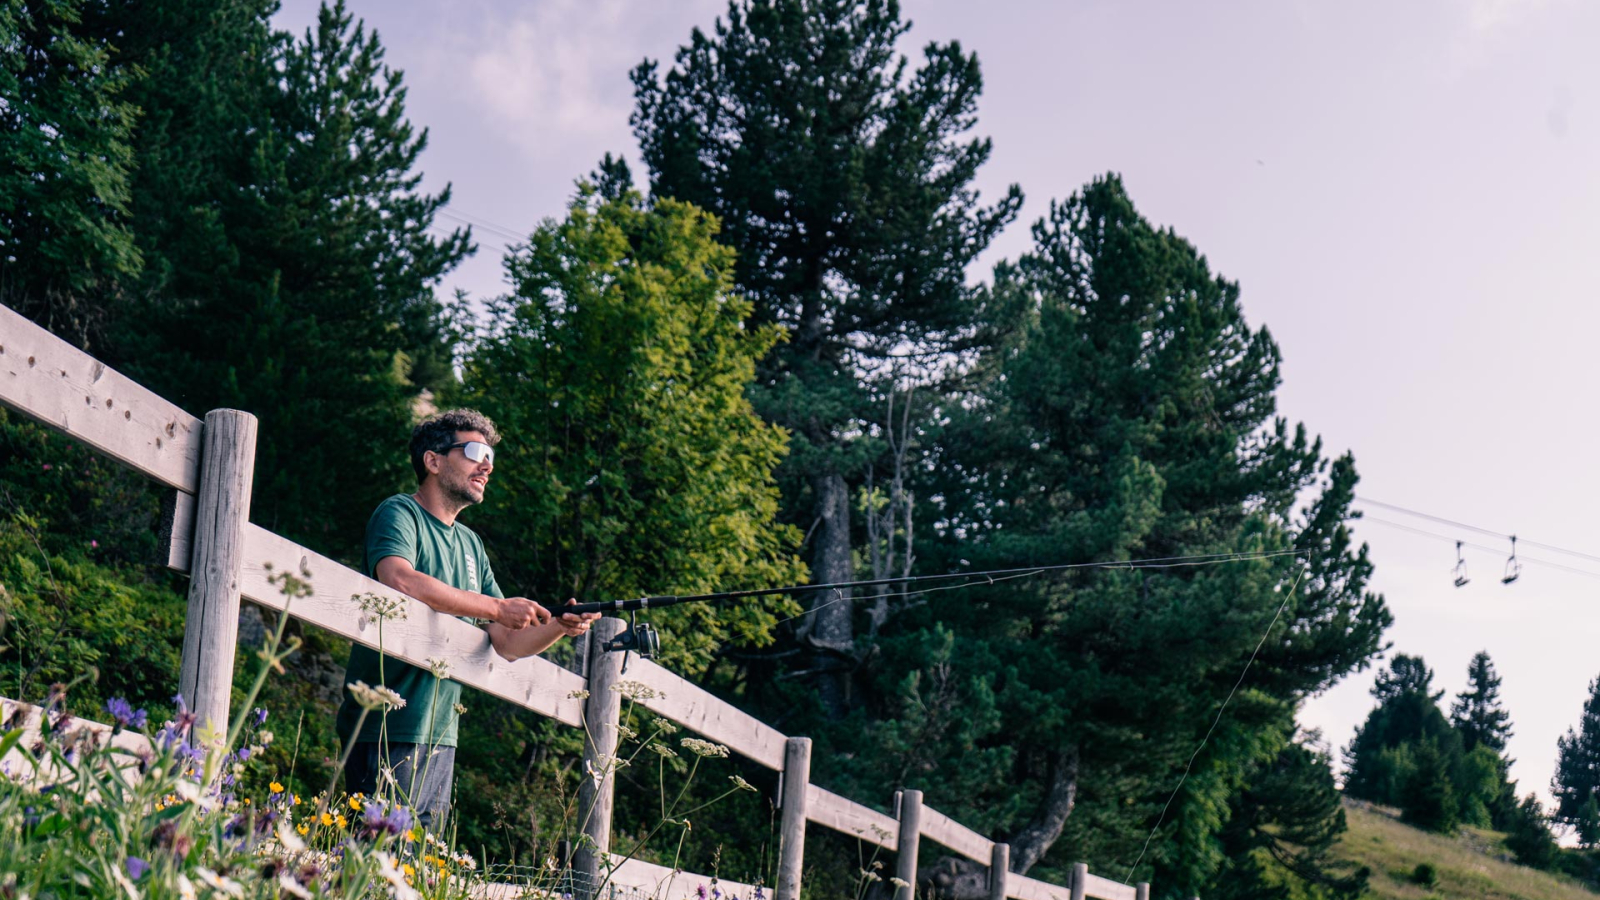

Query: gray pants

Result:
[344,742,456,831]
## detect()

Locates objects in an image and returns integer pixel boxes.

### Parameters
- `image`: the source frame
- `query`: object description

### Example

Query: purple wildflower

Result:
[235,747,251,761]
[105,698,147,730]
[697,886,708,900]
[754,888,765,900]
[254,707,268,726]
[126,857,149,880]
[362,802,412,838]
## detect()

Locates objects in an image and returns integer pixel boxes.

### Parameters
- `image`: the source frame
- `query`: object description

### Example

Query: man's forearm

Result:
[380,566,505,621]
[487,620,568,661]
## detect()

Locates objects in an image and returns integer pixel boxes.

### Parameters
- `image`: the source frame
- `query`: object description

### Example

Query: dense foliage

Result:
[452,188,807,675]
[1343,654,1517,834]
[632,0,1023,715]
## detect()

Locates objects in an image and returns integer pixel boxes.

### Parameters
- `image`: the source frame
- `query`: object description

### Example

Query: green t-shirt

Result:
[336,494,504,747]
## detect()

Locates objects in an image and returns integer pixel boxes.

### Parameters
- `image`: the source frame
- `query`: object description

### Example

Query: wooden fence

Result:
[0,303,1152,900]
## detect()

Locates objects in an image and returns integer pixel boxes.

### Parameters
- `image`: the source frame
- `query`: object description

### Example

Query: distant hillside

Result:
[1335,799,1600,900]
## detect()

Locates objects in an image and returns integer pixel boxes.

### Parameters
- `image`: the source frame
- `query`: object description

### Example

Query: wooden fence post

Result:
[1069,862,1087,900]
[1135,883,1150,900]
[776,736,812,900]
[988,842,1009,900]
[177,409,256,742]
[895,788,922,900]
[575,617,626,896]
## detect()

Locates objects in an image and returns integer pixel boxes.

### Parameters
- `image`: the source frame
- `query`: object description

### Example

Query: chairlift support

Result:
[1453,540,1470,587]
[1502,535,1521,585]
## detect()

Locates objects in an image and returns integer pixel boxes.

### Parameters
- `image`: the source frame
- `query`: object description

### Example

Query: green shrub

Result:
[1410,862,1438,887]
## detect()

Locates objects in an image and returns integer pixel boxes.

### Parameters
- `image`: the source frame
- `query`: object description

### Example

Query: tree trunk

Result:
[1009,746,1080,873]
[805,470,854,717]
[918,747,1080,898]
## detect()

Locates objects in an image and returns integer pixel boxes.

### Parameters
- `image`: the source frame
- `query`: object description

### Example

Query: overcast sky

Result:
[274,0,1600,823]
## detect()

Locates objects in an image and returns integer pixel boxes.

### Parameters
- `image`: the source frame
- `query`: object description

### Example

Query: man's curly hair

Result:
[409,409,501,483]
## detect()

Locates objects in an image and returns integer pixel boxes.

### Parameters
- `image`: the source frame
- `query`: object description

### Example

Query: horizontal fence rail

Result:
[0,303,1151,900]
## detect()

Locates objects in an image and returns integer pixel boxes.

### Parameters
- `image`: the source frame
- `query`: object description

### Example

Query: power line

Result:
[1355,495,1600,567]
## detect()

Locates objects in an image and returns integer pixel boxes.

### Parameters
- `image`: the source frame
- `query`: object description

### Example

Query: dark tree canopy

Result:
[111,0,470,555]
[841,175,1389,888]
[631,0,1022,712]
[0,0,139,345]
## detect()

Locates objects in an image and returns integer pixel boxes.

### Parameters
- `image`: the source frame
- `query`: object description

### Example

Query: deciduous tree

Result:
[451,188,807,674]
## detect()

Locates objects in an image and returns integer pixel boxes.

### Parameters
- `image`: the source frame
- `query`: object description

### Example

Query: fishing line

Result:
[1122,564,1309,886]
[563,547,1310,620]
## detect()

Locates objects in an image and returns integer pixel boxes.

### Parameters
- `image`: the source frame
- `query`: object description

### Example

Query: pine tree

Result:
[112,0,470,554]
[1400,737,1458,833]
[1505,793,1559,870]
[1553,675,1600,828]
[1451,650,1513,753]
[0,0,140,345]
[1343,654,1458,804]
[889,175,1388,888]
[630,0,1022,714]
[1205,739,1369,900]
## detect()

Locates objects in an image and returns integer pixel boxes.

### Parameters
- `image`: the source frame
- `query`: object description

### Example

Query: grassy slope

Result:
[1335,799,1598,900]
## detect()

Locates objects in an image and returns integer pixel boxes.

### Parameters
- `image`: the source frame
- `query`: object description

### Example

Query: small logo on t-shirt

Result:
[467,560,479,592]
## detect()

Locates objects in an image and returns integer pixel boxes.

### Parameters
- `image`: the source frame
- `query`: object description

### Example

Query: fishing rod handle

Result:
[553,595,680,618]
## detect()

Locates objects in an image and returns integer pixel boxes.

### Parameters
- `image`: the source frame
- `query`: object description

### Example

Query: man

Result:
[336,408,598,827]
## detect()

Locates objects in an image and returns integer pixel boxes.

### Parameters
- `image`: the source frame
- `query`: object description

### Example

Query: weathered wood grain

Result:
[896,789,923,900]
[989,844,1010,900]
[577,618,627,889]
[805,785,898,850]
[920,802,994,862]
[160,489,197,572]
[1080,872,1137,900]
[777,736,811,900]
[237,524,586,726]
[606,855,759,899]
[0,303,201,491]
[178,409,256,739]
[629,658,787,770]
[1006,872,1072,900]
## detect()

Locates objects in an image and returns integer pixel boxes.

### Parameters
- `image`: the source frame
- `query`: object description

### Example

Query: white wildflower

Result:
[276,819,306,853]
[348,681,406,711]
[277,873,310,900]
[681,738,730,758]
[194,868,244,899]
[377,853,421,900]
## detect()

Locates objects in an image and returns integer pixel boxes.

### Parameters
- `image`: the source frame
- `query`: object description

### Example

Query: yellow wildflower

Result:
[406,826,420,843]
[296,823,309,836]
[293,794,301,806]
[320,812,334,827]
[336,814,348,829]
[348,795,363,811]
[270,782,285,794]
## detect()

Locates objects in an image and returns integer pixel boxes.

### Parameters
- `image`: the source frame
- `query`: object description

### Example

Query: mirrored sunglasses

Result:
[444,440,494,465]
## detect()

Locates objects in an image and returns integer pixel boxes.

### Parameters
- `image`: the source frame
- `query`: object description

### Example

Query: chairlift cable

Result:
[1357,515,1600,582]
[1356,496,1600,567]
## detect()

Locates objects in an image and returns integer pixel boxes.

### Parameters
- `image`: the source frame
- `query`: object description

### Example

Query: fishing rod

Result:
[558,547,1307,660]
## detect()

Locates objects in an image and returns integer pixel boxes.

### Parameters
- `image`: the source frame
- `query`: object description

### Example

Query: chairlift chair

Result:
[1503,535,1521,585]
[1453,540,1470,588]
